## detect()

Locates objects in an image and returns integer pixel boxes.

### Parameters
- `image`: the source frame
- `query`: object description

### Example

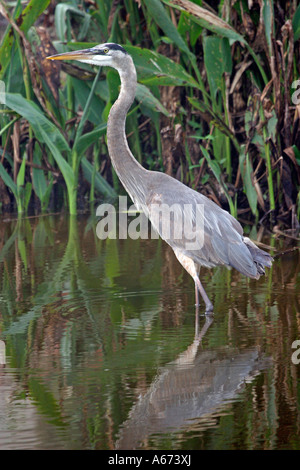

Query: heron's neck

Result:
[107,57,148,208]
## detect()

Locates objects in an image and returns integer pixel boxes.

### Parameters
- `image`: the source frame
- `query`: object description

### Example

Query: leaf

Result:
[106,69,121,103]
[74,123,107,156]
[263,0,274,57]
[239,148,258,216]
[31,146,53,210]
[0,162,17,197]
[71,77,105,126]
[200,145,222,181]
[200,145,236,216]
[143,0,193,57]
[0,0,51,80]
[32,151,48,201]
[292,3,300,41]
[42,178,53,210]
[16,155,26,188]
[32,165,53,210]
[73,68,103,149]
[293,145,300,165]
[165,0,268,85]
[177,11,202,47]
[81,157,117,199]
[5,93,70,153]
[204,36,232,99]
[189,97,239,149]
[54,3,86,41]
[37,124,74,192]
[164,0,246,44]
[267,113,277,142]
[130,46,198,87]
[4,93,74,191]
[136,84,170,116]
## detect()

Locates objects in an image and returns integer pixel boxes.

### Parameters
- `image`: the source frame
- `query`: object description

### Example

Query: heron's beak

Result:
[47,49,92,61]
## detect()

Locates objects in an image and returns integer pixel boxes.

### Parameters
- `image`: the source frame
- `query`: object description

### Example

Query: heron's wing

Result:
[145,183,257,277]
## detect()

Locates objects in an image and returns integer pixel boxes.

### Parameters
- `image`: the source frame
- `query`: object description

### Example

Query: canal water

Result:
[0,213,299,449]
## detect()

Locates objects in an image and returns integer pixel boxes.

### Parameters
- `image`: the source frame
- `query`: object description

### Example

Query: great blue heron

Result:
[47,43,273,313]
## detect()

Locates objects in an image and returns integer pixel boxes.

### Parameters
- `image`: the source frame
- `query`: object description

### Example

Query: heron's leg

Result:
[194,265,213,312]
[194,284,200,307]
[194,275,214,313]
[194,264,200,307]
[173,250,214,313]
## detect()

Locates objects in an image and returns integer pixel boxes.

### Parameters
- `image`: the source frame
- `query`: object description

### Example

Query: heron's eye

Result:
[103,48,109,54]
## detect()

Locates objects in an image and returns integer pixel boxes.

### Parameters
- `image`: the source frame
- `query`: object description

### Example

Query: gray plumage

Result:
[48,43,273,313]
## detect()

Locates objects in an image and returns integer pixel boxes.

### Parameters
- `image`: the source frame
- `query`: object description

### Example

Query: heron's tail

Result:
[243,237,273,277]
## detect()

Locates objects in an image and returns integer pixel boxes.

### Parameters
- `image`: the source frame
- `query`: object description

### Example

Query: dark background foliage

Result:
[0,0,299,232]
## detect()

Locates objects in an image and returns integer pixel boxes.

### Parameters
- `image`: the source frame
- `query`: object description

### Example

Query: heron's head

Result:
[47,43,129,69]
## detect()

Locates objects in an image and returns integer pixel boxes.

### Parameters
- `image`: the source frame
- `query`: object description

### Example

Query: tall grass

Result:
[0,0,299,229]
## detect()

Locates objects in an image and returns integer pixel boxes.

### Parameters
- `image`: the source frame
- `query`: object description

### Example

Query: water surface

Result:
[0,214,299,450]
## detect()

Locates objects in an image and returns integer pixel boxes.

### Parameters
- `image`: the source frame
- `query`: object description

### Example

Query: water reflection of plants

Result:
[0,0,299,226]
[0,216,299,448]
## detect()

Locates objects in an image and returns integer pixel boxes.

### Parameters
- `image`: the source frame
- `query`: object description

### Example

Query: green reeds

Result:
[0,0,299,227]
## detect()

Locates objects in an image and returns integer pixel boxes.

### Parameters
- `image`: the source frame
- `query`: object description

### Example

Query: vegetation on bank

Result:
[0,0,299,231]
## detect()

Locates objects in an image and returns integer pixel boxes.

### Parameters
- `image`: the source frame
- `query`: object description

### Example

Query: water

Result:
[0,213,299,450]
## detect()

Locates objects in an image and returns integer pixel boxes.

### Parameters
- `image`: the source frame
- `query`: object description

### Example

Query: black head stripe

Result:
[103,43,128,54]
[86,43,128,55]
